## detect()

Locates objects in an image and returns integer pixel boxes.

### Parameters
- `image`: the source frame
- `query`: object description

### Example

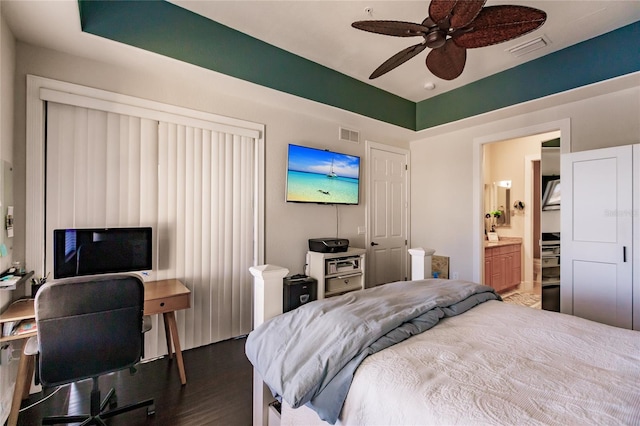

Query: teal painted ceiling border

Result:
[79,1,639,132]
[416,21,640,130]
[78,0,415,130]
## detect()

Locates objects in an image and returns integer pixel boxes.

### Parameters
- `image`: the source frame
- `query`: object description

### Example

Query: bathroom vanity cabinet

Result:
[484,240,522,293]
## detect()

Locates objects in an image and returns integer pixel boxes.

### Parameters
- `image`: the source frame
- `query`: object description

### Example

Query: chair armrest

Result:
[24,336,38,356]
[142,315,152,333]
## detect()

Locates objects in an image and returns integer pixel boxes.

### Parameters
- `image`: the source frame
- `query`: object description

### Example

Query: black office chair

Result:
[26,274,155,425]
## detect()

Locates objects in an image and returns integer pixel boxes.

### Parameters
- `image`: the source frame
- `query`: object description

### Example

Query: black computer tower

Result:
[283,275,317,312]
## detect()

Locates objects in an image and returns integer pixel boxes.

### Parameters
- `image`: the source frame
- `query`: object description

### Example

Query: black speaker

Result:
[283,275,317,312]
[542,284,560,312]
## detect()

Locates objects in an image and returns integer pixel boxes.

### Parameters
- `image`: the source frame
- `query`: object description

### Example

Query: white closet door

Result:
[157,123,255,346]
[46,102,257,358]
[561,145,633,329]
[45,103,158,268]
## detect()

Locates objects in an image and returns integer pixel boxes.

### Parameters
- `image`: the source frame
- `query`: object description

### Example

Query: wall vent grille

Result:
[507,36,549,57]
[339,127,360,144]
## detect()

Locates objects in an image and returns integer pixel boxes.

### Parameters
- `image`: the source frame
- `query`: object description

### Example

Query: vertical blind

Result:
[45,102,256,359]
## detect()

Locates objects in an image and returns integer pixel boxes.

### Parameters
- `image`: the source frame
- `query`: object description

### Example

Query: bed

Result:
[246,279,640,426]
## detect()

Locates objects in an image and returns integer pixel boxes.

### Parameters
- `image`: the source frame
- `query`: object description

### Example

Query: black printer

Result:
[308,238,349,253]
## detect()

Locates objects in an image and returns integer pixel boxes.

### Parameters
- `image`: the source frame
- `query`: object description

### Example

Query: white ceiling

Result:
[3,1,640,102]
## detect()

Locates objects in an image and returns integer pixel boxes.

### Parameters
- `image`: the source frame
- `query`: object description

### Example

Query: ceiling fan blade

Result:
[369,43,428,79]
[352,20,429,37]
[452,5,547,49]
[429,0,486,30]
[426,39,466,80]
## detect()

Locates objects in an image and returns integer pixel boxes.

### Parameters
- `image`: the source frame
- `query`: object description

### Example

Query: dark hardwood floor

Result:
[16,336,253,426]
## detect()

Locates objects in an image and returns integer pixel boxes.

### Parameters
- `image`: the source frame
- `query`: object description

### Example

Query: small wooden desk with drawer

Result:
[0,278,191,426]
[142,279,191,385]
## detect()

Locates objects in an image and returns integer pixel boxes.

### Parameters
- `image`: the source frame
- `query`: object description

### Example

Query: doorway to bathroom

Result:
[479,129,561,305]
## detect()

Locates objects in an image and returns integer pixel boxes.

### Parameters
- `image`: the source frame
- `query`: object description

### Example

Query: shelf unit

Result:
[541,240,560,287]
[305,247,366,299]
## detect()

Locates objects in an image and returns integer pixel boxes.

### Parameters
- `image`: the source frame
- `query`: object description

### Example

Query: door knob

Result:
[370,241,379,246]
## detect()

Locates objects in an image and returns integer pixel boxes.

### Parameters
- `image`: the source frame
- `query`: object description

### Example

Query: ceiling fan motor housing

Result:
[425,30,447,48]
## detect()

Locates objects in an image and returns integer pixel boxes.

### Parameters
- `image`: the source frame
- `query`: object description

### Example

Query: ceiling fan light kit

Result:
[352,0,547,81]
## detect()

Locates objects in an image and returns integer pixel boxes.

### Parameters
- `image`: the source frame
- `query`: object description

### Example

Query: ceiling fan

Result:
[352,0,547,80]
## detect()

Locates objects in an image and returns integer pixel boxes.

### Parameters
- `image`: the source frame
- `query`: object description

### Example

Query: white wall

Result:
[12,42,414,277]
[410,81,640,281]
[0,6,15,308]
[0,6,17,424]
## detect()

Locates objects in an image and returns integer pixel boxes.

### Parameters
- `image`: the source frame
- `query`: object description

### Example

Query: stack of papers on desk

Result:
[12,320,37,335]
[0,275,20,290]
[2,319,37,337]
[2,321,14,337]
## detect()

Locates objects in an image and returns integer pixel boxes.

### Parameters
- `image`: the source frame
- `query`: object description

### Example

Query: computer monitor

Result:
[53,227,152,279]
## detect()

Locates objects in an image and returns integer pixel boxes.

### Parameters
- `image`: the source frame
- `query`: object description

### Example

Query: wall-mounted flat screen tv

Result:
[286,144,361,205]
[53,227,152,279]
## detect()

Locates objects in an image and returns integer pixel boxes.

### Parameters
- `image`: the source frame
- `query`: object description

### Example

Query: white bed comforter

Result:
[282,300,640,426]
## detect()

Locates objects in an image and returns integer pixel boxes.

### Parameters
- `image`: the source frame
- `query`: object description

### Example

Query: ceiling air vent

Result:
[339,127,360,144]
[507,36,549,58]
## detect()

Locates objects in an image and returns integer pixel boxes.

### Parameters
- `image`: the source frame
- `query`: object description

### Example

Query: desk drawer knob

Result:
[160,302,165,307]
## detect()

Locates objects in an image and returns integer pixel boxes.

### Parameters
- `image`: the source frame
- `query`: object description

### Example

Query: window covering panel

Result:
[39,87,262,139]
[45,101,256,361]
[157,122,255,346]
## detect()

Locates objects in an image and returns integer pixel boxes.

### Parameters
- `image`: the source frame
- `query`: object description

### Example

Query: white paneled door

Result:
[561,145,633,329]
[368,144,409,286]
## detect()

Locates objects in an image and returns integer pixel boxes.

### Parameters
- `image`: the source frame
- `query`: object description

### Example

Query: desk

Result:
[0,278,190,426]
[0,300,37,426]
[143,279,191,385]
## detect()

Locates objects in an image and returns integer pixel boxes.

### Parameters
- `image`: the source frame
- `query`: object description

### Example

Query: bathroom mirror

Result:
[492,180,511,227]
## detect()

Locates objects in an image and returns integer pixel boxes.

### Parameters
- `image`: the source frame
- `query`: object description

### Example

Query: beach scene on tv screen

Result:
[287,145,360,204]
